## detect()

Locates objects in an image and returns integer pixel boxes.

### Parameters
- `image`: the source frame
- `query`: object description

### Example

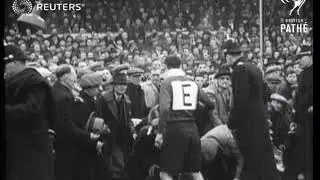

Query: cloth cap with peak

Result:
[127,68,144,77]
[112,64,130,76]
[215,65,231,79]
[79,72,103,88]
[5,44,29,64]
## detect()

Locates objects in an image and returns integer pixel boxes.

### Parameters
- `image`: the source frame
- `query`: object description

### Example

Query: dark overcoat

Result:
[126,82,149,119]
[228,57,278,180]
[72,91,111,180]
[295,65,313,180]
[52,82,97,180]
[96,89,134,179]
[5,68,55,180]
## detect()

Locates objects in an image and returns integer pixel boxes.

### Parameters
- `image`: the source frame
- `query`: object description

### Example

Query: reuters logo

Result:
[12,0,33,15]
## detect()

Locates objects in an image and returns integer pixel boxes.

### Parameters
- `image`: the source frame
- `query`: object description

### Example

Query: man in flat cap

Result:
[291,45,313,180]
[52,64,102,180]
[224,39,278,180]
[112,64,130,77]
[73,72,110,180]
[96,72,135,180]
[210,65,233,125]
[5,45,56,180]
[126,68,149,120]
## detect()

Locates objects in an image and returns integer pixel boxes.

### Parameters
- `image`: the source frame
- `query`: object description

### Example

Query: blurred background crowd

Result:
[4,0,313,179]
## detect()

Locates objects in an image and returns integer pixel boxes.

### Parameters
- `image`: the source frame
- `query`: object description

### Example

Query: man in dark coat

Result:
[97,72,135,180]
[126,68,149,119]
[73,72,111,180]
[225,40,278,180]
[294,46,313,180]
[5,45,55,180]
[52,65,101,180]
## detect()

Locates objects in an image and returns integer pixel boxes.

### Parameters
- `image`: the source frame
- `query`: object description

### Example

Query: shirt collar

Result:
[163,68,186,80]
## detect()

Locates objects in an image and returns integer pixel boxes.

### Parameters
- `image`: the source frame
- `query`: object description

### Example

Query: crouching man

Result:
[201,125,244,180]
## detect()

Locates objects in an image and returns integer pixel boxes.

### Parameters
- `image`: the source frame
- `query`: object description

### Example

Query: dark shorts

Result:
[160,121,201,175]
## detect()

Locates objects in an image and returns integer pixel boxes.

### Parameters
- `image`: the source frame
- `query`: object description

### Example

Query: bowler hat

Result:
[297,45,312,59]
[215,66,231,79]
[223,39,242,55]
[111,73,128,85]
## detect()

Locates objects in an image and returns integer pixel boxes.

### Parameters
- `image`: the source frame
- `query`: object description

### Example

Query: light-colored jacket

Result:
[141,81,159,108]
[204,86,233,125]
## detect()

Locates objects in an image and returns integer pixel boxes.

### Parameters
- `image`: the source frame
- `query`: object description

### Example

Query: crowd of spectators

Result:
[4,0,313,78]
[4,0,313,179]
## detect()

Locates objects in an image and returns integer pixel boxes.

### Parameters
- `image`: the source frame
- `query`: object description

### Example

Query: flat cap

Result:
[79,72,103,88]
[112,64,130,75]
[127,68,144,77]
[4,44,29,64]
[89,62,104,72]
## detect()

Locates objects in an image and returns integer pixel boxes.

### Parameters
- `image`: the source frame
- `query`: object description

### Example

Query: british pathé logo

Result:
[12,0,33,15]
[281,0,307,16]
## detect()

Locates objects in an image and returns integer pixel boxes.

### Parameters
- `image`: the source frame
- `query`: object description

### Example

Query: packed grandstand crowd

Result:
[4,0,313,179]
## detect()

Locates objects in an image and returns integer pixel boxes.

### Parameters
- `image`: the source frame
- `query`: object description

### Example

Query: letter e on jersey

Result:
[171,81,198,110]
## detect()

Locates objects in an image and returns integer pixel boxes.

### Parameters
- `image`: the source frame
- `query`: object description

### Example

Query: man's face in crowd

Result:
[184,48,189,55]
[218,75,231,89]
[65,67,77,89]
[195,76,204,87]
[282,47,289,56]
[152,61,161,69]
[130,75,141,85]
[34,44,41,52]
[286,73,297,85]
[299,55,312,70]
[117,40,122,46]
[20,44,27,51]
[80,52,87,60]
[151,70,161,86]
[208,74,215,85]
[162,50,168,57]
[122,32,128,40]
[114,84,128,95]
[274,51,280,59]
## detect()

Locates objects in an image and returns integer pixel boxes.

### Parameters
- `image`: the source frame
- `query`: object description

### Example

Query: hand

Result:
[279,145,286,151]
[90,133,100,141]
[155,133,163,149]
[297,173,305,180]
[233,178,240,180]
[96,141,104,154]
[289,122,297,134]
[308,106,313,113]
[133,133,138,140]
[148,164,160,176]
